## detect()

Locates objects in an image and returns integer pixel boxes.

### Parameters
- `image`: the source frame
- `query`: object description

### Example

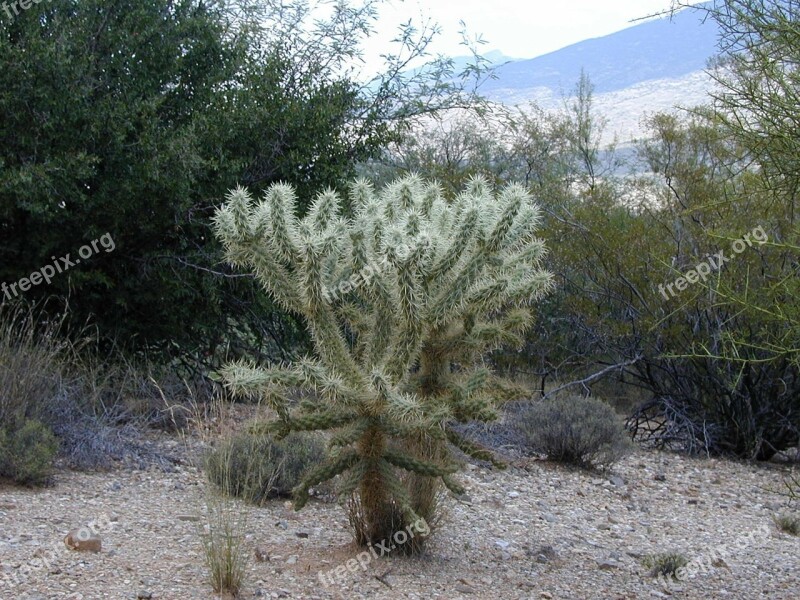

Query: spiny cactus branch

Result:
[214,175,552,547]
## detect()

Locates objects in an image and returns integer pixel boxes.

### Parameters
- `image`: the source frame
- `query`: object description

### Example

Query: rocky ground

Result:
[1,433,798,600]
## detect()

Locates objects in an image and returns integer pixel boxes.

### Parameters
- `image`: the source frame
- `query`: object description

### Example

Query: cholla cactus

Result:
[213,175,552,548]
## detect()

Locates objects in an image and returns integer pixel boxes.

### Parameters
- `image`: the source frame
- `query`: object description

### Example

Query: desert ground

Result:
[1,431,798,600]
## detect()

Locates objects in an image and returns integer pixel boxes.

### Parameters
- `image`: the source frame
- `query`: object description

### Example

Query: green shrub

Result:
[511,395,632,469]
[0,419,59,486]
[643,552,689,579]
[206,430,325,505]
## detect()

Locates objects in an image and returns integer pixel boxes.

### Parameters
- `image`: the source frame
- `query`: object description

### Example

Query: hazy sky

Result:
[358,0,699,73]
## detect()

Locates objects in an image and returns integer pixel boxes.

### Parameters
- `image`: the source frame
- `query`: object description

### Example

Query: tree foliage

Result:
[0,0,489,365]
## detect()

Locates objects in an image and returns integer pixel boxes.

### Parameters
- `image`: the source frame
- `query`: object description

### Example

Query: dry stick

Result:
[374,568,393,589]
[540,356,642,399]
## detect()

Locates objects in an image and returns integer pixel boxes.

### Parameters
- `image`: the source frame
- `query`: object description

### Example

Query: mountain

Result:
[445,49,518,77]
[463,4,721,143]
[483,4,719,97]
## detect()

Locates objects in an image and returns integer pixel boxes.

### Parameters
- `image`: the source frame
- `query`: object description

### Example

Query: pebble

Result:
[176,514,199,522]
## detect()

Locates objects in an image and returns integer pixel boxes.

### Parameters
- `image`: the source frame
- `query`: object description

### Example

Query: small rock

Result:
[654,473,667,482]
[255,547,270,563]
[494,539,510,550]
[455,583,475,594]
[541,513,557,523]
[275,521,288,530]
[286,555,298,565]
[64,528,101,553]
[597,559,621,570]
[176,515,200,522]
[507,491,520,498]
[712,557,730,569]
[540,593,554,600]
[609,475,626,487]
[533,544,558,564]
[137,592,153,600]
[688,499,699,505]
[295,531,309,539]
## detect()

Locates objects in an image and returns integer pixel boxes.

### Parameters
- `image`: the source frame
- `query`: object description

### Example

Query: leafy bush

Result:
[0,419,59,486]
[206,431,325,505]
[511,395,632,469]
[643,552,689,579]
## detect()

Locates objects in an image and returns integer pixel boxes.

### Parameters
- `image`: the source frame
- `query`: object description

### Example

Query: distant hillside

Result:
[454,4,721,144]
[482,4,719,98]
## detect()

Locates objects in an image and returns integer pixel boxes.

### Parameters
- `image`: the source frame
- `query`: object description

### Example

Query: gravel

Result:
[1,436,798,599]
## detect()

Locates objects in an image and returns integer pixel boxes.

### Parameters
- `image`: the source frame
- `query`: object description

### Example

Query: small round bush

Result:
[643,552,689,579]
[206,430,325,505]
[0,419,59,486]
[511,395,632,469]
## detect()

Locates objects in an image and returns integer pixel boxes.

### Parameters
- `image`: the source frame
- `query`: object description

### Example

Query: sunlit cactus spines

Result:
[213,174,553,549]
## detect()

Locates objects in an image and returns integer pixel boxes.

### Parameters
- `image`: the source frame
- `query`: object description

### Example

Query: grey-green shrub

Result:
[0,419,59,486]
[774,513,800,536]
[511,395,632,469]
[206,431,325,505]
[643,552,689,579]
